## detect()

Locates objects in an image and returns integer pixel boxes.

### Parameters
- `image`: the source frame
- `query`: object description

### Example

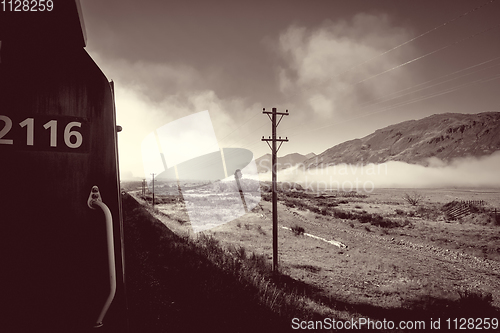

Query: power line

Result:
[209,59,500,161]
[142,1,500,172]
[144,111,266,181]
[357,59,500,110]
[296,73,500,136]
[277,55,500,135]
[301,0,499,101]
[167,2,500,163]
[337,0,499,78]
[357,56,500,108]
[352,23,500,86]
[178,120,270,174]
[279,5,500,139]
[213,111,261,147]
[280,52,500,135]
[155,118,268,177]
[221,118,269,149]
[228,66,500,154]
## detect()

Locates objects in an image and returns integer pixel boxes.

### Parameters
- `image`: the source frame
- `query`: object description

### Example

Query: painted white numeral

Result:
[1,117,84,149]
[19,118,34,146]
[64,122,83,148]
[43,120,57,147]
[0,115,14,145]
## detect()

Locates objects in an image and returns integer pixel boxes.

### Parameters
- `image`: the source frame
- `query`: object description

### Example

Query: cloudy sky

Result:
[79,0,500,179]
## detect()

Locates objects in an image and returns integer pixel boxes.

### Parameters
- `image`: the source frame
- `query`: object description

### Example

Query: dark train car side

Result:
[0,1,128,332]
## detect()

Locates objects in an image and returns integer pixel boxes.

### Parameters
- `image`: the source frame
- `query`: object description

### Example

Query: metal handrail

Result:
[88,186,116,329]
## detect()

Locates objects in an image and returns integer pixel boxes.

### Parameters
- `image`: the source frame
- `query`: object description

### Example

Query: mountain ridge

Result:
[302,112,500,169]
[255,152,315,173]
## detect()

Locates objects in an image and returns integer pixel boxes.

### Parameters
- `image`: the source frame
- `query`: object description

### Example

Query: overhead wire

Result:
[337,0,499,78]
[279,55,500,135]
[188,0,500,163]
[296,73,500,136]
[300,0,499,104]
[280,0,499,140]
[153,118,269,181]
[152,0,500,175]
[214,111,260,146]
[277,0,500,136]
[232,58,500,166]
[352,23,500,86]
[150,110,264,177]
[356,59,500,110]
[357,56,500,108]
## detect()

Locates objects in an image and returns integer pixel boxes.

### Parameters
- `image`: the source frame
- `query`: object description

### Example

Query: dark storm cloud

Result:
[79,0,500,180]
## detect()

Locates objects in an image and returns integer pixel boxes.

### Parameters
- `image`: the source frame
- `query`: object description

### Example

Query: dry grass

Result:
[123,192,348,332]
[123,185,500,331]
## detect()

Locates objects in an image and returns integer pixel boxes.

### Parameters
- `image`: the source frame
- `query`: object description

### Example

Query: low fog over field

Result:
[258,151,500,190]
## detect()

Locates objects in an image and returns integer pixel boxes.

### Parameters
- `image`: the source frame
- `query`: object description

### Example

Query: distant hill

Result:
[302,112,500,169]
[255,152,314,173]
[305,152,316,159]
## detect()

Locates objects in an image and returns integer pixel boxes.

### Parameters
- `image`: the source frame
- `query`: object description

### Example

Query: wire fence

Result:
[443,200,499,222]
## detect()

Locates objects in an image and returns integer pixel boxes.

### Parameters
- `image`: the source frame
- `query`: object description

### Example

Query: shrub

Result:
[403,192,425,206]
[403,219,413,228]
[256,225,266,235]
[358,212,372,224]
[370,213,386,226]
[395,208,405,215]
[291,225,305,236]
[333,209,355,220]
[309,206,321,214]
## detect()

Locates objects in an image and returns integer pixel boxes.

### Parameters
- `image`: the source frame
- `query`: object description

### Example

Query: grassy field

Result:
[122,182,500,331]
[122,192,341,333]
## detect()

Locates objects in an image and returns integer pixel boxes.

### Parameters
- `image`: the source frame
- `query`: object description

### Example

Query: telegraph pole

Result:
[262,107,289,272]
[151,173,155,209]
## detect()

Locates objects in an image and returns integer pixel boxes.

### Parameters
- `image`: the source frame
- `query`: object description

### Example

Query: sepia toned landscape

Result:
[85,0,500,330]
[119,111,500,332]
[121,178,500,332]
[3,1,500,332]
